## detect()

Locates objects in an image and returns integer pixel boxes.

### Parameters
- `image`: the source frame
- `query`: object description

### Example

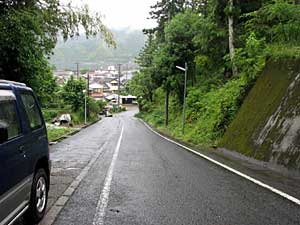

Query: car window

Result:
[0,100,21,140]
[21,93,43,130]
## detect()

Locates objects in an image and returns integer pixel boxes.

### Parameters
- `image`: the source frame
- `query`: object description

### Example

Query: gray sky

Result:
[64,0,157,30]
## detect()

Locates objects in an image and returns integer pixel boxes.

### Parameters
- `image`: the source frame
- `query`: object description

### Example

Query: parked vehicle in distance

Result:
[103,106,113,117]
[0,80,51,225]
[105,111,113,117]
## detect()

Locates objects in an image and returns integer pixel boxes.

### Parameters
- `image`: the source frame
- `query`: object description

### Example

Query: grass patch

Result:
[47,126,77,142]
[43,108,99,125]
[266,44,300,60]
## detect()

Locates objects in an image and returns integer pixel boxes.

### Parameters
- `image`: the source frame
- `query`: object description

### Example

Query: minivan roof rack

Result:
[0,80,27,87]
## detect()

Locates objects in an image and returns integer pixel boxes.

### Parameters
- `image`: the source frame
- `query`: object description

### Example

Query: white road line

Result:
[41,141,108,225]
[141,120,300,207]
[93,126,124,225]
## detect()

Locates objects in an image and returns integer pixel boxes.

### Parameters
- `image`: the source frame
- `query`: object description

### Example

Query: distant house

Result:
[53,70,75,85]
[104,94,137,106]
[105,79,123,94]
[55,76,67,86]
[54,70,74,78]
[121,71,134,83]
[121,95,137,105]
[105,94,119,104]
[89,83,109,100]
[108,65,116,71]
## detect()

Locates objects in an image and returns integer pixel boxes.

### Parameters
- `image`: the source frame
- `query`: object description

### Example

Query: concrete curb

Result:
[40,141,108,225]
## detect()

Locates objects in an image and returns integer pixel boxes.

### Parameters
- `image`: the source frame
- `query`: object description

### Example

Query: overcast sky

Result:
[63,0,157,30]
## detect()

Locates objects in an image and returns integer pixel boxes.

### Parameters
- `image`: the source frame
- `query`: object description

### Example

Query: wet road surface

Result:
[33,109,300,224]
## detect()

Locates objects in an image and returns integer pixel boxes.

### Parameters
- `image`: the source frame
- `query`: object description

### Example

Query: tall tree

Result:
[0,0,114,101]
[62,77,86,112]
[135,34,158,102]
[147,0,185,39]
[227,0,238,76]
[147,0,186,126]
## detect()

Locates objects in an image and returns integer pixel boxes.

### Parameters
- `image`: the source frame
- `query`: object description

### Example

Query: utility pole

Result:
[176,63,188,134]
[118,64,121,108]
[182,62,188,134]
[165,88,169,127]
[86,72,90,120]
[84,91,87,124]
[76,62,79,78]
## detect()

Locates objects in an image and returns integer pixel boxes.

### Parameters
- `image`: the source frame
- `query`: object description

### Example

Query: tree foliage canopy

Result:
[130,0,300,144]
[61,76,86,112]
[0,0,114,105]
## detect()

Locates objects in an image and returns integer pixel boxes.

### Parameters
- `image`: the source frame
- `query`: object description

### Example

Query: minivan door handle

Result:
[18,145,25,153]
[38,135,46,141]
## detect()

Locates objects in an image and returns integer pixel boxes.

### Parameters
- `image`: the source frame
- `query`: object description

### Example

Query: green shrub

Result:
[184,77,247,144]
[47,126,76,142]
[139,77,249,146]
[110,105,127,113]
[70,111,84,125]
[42,109,58,122]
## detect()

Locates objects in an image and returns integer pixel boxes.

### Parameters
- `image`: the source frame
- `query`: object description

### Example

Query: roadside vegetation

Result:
[128,0,300,147]
[47,126,77,142]
[42,76,108,141]
[0,0,114,140]
[110,105,127,114]
[42,77,106,134]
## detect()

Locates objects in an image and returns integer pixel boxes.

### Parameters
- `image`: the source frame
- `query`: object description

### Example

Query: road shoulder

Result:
[139,119,300,206]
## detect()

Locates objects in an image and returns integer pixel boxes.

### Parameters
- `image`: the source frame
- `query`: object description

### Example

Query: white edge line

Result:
[41,141,109,225]
[141,120,300,207]
[93,125,124,225]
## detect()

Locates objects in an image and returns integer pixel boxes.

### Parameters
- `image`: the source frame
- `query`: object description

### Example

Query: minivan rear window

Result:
[21,93,43,130]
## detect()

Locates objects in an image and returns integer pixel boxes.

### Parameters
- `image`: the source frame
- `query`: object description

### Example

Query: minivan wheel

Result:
[24,168,48,224]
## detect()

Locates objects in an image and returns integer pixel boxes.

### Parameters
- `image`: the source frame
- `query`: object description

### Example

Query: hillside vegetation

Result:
[50,29,146,70]
[128,0,300,169]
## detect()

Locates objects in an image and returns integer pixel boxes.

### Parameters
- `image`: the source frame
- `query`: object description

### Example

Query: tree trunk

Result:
[228,0,238,76]
[149,90,153,102]
[165,88,169,127]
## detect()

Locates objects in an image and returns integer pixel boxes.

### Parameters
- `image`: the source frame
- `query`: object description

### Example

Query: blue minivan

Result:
[0,80,50,225]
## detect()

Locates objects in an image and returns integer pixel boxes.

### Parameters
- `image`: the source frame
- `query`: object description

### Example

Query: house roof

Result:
[110,80,118,84]
[89,83,104,89]
[121,95,137,99]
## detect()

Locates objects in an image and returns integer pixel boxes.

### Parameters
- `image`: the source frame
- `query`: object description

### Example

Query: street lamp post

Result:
[83,90,87,125]
[87,72,90,120]
[176,62,188,134]
[118,64,121,108]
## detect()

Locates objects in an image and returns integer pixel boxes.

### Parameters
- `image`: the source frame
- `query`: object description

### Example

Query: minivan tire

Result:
[24,168,48,224]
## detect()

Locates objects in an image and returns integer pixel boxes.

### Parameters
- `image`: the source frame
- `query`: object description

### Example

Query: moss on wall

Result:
[219,59,300,169]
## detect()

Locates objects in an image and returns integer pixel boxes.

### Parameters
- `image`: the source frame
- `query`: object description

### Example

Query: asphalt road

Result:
[39,108,300,225]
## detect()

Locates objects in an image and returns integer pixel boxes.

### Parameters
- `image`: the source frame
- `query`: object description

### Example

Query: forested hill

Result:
[50,29,146,70]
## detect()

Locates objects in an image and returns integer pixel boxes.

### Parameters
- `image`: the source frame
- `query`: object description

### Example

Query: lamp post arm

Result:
[176,66,186,72]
